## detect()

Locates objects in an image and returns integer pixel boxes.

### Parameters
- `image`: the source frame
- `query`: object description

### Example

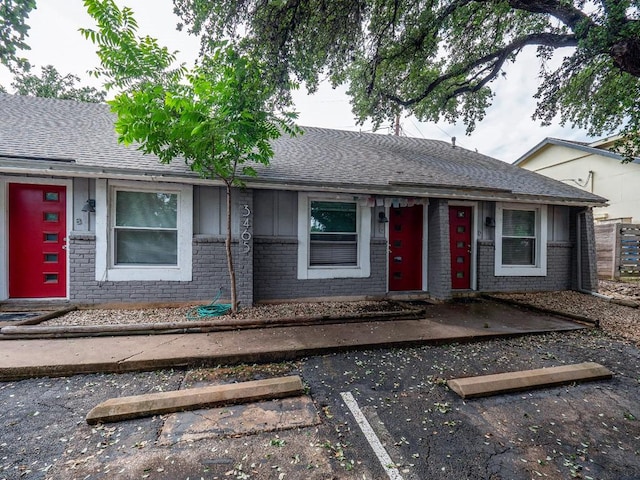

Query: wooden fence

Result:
[596,223,640,279]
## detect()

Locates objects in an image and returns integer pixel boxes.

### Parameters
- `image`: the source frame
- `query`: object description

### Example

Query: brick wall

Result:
[234,188,254,306]
[427,199,452,300]
[477,240,573,291]
[579,208,599,291]
[253,237,388,300]
[67,186,255,306]
[68,234,253,306]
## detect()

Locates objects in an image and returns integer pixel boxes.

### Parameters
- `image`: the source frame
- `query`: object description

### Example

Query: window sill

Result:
[494,265,547,277]
[299,265,370,280]
[103,266,191,282]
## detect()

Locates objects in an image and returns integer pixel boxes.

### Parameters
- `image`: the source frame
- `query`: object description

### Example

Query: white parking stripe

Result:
[340,391,404,480]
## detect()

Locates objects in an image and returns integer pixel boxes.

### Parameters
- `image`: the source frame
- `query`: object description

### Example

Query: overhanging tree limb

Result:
[174,0,640,157]
[381,32,578,107]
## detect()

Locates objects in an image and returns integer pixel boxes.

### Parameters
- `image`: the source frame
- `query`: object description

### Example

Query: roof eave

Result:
[514,137,636,165]
[244,177,606,207]
[0,159,605,207]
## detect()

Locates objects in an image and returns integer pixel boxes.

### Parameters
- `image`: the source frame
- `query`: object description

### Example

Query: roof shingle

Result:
[0,94,605,205]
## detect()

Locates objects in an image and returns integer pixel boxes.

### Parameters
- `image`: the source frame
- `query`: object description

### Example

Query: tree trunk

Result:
[225,182,238,314]
[610,37,640,77]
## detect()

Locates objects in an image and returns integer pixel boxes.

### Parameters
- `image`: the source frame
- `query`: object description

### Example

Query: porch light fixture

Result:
[82,199,96,213]
[378,211,389,223]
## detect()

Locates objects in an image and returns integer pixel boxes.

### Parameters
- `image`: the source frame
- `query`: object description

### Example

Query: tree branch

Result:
[504,0,594,32]
[382,32,578,107]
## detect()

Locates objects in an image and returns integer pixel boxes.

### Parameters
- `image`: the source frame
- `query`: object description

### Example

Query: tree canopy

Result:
[6,64,106,102]
[82,0,300,311]
[0,0,35,69]
[173,0,640,158]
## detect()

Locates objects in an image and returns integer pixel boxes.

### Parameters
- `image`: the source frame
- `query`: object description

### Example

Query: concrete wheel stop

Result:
[86,375,304,425]
[447,362,612,399]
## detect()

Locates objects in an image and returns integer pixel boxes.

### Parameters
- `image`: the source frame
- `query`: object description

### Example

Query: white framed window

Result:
[113,191,179,266]
[96,180,193,281]
[495,203,547,276]
[297,193,371,279]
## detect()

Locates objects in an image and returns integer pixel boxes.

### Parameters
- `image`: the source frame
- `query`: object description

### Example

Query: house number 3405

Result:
[241,204,252,253]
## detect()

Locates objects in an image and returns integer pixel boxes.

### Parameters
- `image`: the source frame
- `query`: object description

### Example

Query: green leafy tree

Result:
[9,64,106,102]
[0,0,35,69]
[173,0,640,158]
[82,0,300,312]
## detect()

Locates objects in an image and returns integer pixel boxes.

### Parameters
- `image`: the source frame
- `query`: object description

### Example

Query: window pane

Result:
[502,238,535,265]
[44,273,58,283]
[310,233,357,242]
[310,241,357,266]
[116,191,177,228]
[503,210,535,237]
[310,201,356,233]
[115,230,177,265]
[44,253,58,263]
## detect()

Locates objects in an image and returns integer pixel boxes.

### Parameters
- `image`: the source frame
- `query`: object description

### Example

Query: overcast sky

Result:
[0,0,600,162]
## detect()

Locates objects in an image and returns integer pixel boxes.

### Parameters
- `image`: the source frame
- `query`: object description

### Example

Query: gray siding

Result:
[194,185,226,235]
[477,202,571,243]
[72,177,96,233]
[254,190,297,237]
[477,241,572,291]
[549,205,571,242]
[253,237,387,300]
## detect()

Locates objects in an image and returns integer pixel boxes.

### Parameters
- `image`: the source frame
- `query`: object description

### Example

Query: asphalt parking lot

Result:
[1,328,639,480]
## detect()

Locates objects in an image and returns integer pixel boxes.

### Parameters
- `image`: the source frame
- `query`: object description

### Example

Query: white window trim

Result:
[495,202,547,277]
[0,177,73,300]
[297,192,371,280]
[96,179,193,282]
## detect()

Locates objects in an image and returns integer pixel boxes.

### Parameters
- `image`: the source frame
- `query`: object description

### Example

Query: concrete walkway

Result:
[0,300,586,381]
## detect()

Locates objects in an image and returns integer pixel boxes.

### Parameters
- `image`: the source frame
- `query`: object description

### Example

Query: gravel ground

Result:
[42,281,640,346]
[44,300,402,327]
[494,280,640,346]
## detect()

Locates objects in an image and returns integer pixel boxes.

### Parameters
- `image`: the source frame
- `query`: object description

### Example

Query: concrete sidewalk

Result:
[0,301,586,381]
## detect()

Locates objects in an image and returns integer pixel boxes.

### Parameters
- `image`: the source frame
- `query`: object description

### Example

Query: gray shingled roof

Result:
[0,94,605,205]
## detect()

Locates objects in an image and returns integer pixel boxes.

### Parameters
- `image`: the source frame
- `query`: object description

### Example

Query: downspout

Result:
[576,208,611,300]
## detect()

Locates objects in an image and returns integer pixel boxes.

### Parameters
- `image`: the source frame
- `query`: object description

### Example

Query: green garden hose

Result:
[187,288,232,319]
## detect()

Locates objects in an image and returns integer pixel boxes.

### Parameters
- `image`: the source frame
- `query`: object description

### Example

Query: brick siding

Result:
[69,234,253,306]
[253,237,388,301]
[477,240,573,292]
[427,199,452,299]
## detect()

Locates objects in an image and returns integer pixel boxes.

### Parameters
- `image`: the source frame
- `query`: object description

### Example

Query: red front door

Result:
[449,206,472,289]
[9,183,67,298]
[389,205,423,291]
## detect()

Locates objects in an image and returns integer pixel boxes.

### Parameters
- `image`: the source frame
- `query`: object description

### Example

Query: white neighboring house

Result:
[514,136,640,223]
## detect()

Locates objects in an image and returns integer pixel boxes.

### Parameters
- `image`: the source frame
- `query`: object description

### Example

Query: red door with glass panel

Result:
[9,183,67,298]
[388,205,423,291]
[449,206,472,289]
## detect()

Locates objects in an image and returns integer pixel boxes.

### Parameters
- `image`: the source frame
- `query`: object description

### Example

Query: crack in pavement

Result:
[116,336,188,364]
